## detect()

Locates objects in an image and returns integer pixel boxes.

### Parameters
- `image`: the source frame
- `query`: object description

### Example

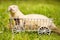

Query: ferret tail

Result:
[50,23,60,34]
[52,27,60,34]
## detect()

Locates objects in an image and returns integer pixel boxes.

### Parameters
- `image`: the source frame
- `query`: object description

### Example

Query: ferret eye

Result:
[13,6,15,8]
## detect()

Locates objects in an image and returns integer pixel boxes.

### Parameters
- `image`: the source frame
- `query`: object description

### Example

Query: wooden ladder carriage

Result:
[9,18,51,35]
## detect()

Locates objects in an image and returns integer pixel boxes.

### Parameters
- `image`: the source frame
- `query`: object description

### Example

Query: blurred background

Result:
[0,0,60,40]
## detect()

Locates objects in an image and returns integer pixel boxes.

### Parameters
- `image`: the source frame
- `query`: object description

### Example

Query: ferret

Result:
[8,5,60,34]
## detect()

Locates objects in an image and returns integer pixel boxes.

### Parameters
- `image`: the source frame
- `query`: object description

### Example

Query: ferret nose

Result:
[9,8,13,12]
[8,7,12,11]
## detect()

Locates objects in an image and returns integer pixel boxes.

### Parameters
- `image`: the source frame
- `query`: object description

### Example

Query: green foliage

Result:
[0,0,60,40]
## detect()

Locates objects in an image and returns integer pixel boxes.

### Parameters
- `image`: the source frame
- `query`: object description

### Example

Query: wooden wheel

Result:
[38,27,51,35]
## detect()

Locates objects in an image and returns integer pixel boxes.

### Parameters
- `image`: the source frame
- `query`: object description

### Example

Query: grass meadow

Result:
[0,0,60,40]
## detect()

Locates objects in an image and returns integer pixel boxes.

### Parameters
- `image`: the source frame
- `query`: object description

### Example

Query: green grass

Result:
[0,0,60,40]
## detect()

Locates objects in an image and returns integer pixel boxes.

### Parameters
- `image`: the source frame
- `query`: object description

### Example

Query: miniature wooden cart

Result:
[9,18,51,35]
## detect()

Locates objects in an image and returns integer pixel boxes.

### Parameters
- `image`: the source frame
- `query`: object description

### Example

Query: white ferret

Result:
[8,5,60,34]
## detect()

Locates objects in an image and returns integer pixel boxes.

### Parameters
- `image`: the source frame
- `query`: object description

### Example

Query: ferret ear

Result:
[49,18,53,21]
[15,5,18,8]
[13,5,18,9]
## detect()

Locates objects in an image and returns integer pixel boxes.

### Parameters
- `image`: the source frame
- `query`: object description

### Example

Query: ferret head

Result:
[8,5,19,13]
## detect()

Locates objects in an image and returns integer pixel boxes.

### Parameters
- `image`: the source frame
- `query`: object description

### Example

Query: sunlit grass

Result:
[0,0,60,40]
